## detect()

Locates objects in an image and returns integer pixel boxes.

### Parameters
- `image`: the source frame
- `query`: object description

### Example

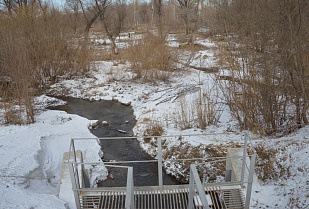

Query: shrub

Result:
[0,4,91,124]
[176,89,223,130]
[127,33,174,81]
[143,120,164,137]
[255,144,291,183]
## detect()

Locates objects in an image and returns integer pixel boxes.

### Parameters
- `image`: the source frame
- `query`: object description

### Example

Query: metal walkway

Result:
[67,133,256,209]
[80,186,244,209]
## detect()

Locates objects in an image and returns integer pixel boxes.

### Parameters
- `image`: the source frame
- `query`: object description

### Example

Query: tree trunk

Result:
[302,98,309,124]
[103,22,118,54]
[85,12,102,33]
[109,35,118,54]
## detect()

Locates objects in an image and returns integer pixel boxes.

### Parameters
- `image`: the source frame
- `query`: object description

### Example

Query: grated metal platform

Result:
[80,186,244,209]
[68,135,256,209]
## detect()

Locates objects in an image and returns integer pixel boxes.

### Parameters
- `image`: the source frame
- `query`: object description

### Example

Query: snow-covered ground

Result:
[0,33,308,208]
[0,96,105,208]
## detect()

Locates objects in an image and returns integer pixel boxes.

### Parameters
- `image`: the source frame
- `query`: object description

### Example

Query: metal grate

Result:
[221,187,245,209]
[68,134,255,209]
[79,186,245,209]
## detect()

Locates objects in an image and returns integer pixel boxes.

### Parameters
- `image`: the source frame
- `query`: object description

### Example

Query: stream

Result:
[49,97,178,187]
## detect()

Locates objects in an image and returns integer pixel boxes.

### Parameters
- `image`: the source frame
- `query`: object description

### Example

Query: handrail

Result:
[68,133,255,188]
[188,164,210,209]
[67,133,256,208]
[125,167,134,209]
[68,155,251,165]
[71,132,244,141]
[241,133,249,185]
[68,163,81,209]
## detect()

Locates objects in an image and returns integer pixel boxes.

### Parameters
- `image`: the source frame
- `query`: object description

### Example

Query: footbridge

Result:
[66,133,256,209]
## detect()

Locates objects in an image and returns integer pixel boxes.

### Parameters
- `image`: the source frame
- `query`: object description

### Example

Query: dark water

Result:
[49,97,178,187]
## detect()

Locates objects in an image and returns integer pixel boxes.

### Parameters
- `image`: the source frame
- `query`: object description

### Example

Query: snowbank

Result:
[0,98,103,208]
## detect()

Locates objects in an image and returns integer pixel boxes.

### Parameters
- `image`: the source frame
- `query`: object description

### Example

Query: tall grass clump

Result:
[177,87,223,130]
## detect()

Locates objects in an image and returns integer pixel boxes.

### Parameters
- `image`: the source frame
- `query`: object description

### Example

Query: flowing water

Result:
[49,97,178,187]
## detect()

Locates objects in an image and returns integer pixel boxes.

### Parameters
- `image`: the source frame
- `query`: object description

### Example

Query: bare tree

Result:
[152,0,164,39]
[0,0,14,15]
[66,0,80,33]
[0,0,38,15]
[77,0,111,33]
[100,0,126,54]
[138,1,150,26]
[213,0,309,135]
[0,1,92,124]
[176,0,202,44]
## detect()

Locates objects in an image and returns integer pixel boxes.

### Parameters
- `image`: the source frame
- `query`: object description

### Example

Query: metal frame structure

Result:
[67,133,256,209]
[188,164,210,209]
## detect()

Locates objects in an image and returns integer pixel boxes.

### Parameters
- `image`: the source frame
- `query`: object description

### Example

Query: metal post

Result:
[157,137,163,189]
[131,174,134,209]
[202,170,206,186]
[188,165,210,209]
[191,165,210,209]
[187,165,195,209]
[71,140,81,189]
[68,139,73,161]
[68,163,81,209]
[125,167,134,209]
[241,133,248,186]
[245,153,256,209]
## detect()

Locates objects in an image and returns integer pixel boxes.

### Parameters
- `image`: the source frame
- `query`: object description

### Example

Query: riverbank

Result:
[0,96,103,208]
[48,34,309,208]
[0,35,308,208]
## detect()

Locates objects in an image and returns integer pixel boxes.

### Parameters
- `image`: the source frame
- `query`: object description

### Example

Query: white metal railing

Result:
[69,163,134,209]
[67,132,256,209]
[125,167,135,209]
[188,164,211,209]
[68,162,82,209]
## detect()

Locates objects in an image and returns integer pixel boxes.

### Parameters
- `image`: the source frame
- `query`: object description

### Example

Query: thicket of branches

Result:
[0,0,91,124]
[1,0,308,134]
[212,0,309,135]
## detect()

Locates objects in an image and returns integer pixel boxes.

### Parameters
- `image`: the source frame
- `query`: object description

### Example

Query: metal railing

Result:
[125,167,135,209]
[67,132,256,209]
[69,162,134,209]
[188,164,210,209]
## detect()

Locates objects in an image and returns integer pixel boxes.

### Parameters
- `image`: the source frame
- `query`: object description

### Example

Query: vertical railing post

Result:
[245,153,256,209]
[157,137,163,189]
[241,132,248,186]
[187,165,195,209]
[131,174,134,209]
[68,163,81,209]
[71,140,81,189]
[125,167,134,209]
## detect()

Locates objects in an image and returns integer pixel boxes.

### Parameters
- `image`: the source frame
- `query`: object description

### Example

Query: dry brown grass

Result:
[177,97,193,130]
[124,33,175,81]
[178,43,209,52]
[143,120,164,137]
[176,90,223,130]
[287,197,308,209]
[3,105,23,125]
[162,142,238,183]
[255,144,291,183]
[0,5,91,124]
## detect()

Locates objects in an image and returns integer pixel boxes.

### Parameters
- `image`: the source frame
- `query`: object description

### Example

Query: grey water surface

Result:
[49,96,178,187]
